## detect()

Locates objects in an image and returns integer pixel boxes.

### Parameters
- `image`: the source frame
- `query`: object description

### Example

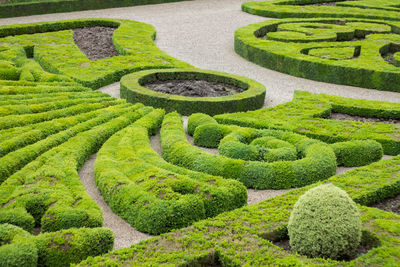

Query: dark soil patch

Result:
[370,194,400,215]
[383,52,400,67]
[143,80,244,97]
[33,226,41,236]
[330,113,400,124]
[73,26,119,61]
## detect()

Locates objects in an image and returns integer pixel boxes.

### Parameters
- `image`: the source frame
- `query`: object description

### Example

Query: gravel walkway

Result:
[2,0,398,250]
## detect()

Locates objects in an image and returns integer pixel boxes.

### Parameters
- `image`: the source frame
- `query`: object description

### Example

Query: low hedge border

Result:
[76,154,400,266]
[215,91,400,155]
[0,223,113,267]
[94,109,247,234]
[120,68,266,115]
[234,18,400,92]
[0,19,191,89]
[161,112,337,189]
[242,0,400,21]
[0,0,188,19]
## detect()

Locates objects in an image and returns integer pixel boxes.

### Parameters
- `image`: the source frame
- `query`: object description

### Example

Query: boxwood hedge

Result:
[161,112,338,189]
[94,109,247,234]
[235,18,400,92]
[242,0,400,21]
[0,18,191,89]
[120,68,266,115]
[216,91,400,155]
[0,0,188,19]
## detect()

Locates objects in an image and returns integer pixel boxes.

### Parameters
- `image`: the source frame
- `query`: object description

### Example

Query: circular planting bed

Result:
[120,68,266,115]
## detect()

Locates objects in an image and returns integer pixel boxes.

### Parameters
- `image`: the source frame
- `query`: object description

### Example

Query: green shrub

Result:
[330,140,383,167]
[0,224,37,267]
[288,183,362,260]
[187,113,217,136]
[193,124,225,148]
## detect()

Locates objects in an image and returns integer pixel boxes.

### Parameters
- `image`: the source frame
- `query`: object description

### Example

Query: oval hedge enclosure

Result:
[120,68,266,115]
[235,18,400,92]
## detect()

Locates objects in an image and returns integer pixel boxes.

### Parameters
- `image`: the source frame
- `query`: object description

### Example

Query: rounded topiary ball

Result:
[287,183,362,260]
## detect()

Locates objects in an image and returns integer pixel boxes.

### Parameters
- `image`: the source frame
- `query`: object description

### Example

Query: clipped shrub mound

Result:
[234,18,400,92]
[288,183,362,260]
[120,68,266,115]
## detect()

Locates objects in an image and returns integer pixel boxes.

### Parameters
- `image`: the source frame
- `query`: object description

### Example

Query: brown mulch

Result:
[143,79,244,97]
[73,26,119,61]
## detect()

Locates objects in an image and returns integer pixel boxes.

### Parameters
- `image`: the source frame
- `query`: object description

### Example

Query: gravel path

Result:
[2,0,398,250]
[78,154,151,250]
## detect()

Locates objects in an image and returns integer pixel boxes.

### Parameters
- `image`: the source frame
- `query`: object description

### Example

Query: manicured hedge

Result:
[76,154,400,266]
[242,0,400,21]
[0,19,191,89]
[0,103,153,233]
[0,0,188,19]
[216,91,400,155]
[234,18,400,92]
[0,223,113,267]
[94,110,247,234]
[162,112,337,189]
[120,68,266,115]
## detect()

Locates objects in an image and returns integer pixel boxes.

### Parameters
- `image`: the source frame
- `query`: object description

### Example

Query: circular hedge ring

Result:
[120,68,266,115]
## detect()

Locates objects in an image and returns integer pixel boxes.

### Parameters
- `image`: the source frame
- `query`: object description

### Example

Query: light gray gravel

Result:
[78,153,152,250]
[3,0,398,250]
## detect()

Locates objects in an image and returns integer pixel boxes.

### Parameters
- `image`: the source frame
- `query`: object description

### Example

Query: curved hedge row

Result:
[0,223,113,267]
[0,19,191,89]
[191,113,382,164]
[120,68,266,115]
[161,112,337,189]
[94,110,247,234]
[235,18,400,92]
[242,0,400,21]
[216,91,400,155]
[0,0,187,19]
[76,153,400,266]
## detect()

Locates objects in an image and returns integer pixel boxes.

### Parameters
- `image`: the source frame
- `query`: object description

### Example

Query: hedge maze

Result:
[1,1,400,266]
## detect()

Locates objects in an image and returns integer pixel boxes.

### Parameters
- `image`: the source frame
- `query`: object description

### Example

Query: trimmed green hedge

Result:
[120,68,266,115]
[190,113,383,165]
[235,18,400,92]
[0,224,113,267]
[242,0,400,21]
[94,110,247,234]
[0,0,188,19]
[76,154,400,266]
[0,19,191,89]
[216,91,400,155]
[161,112,337,189]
